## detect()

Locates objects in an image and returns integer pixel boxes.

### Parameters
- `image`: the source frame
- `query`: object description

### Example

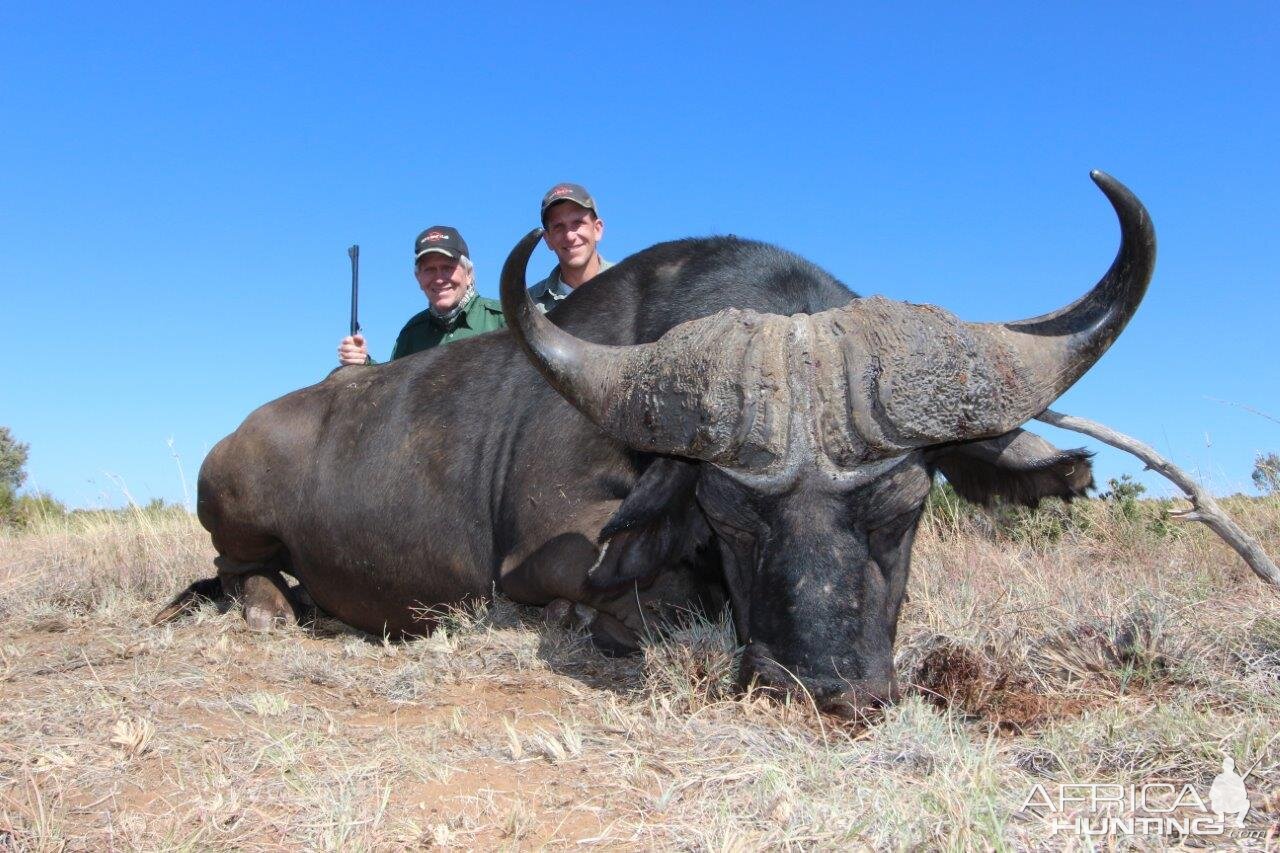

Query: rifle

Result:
[347,244,361,337]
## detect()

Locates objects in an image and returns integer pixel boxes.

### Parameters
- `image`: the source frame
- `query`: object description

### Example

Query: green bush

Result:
[1253,452,1280,495]
[0,426,31,527]
[1,491,67,528]
[0,426,28,494]
[141,497,189,517]
[1100,474,1146,520]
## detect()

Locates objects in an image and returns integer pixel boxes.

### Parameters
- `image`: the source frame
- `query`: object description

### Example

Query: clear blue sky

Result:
[2,2,1277,508]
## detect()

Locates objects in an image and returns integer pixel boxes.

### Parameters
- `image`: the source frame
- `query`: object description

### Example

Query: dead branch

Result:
[1035,409,1280,588]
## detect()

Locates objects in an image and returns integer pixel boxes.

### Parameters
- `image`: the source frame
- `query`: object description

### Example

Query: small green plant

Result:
[1252,452,1280,495]
[1101,474,1146,520]
[1095,474,1187,544]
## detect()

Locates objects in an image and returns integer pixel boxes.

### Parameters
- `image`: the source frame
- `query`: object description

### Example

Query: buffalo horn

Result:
[501,171,1156,467]
[824,170,1156,452]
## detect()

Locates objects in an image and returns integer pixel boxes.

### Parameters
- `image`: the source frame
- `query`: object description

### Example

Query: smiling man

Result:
[337,225,505,365]
[528,183,613,313]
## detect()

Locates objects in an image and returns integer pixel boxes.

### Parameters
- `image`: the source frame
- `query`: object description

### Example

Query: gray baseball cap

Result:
[540,183,597,224]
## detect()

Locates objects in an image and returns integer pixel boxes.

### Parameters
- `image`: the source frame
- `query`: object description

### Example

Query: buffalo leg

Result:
[502,532,642,651]
[502,531,707,654]
[587,611,646,658]
[215,557,298,632]
[151,577,227,625]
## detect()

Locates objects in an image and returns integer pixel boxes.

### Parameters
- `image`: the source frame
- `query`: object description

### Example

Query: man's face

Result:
[415,253,471,312]
[543,203,604,271]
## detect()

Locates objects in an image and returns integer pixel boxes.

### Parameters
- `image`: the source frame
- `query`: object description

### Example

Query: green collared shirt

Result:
[389,294,506,360]
[527,257,614,312]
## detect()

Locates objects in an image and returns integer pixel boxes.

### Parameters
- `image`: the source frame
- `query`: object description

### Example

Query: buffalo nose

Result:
[739,645,899,718]
[817,680,900,720]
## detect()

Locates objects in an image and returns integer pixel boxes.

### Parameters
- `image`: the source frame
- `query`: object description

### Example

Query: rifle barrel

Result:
[348,244,360,337]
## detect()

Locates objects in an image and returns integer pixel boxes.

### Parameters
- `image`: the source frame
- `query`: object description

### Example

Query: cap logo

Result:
[425,231,450,242]
[551,186,573,197]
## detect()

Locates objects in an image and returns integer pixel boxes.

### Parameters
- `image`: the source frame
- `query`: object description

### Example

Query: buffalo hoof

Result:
[588,612,641,658]
[240,572,298,633]
[542,598,574,626]
[244,603,294,632]
[571,603,599,630]
[543,599,600,632]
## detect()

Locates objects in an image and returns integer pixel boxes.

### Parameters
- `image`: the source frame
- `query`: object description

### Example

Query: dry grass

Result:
[2,498,1279,850]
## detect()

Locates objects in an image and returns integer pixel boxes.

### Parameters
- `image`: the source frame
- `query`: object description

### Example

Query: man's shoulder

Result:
[391,308,444,360]
[469,295,507,330]
[398,307,436,333]
[527,267,560,296]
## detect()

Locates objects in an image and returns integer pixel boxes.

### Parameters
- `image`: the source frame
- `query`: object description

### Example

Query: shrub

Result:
[0,426,31,526]
[141,497,189,517]
[1100,474,1146,520]
[2,491,68,528]
[0,426,28,494]
[1253,453,1280,495]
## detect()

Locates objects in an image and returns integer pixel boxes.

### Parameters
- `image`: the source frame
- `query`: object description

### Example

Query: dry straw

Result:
[2,496,1278,848]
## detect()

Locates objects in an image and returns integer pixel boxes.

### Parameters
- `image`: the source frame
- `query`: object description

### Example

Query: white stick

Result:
[1035,409,1280,588]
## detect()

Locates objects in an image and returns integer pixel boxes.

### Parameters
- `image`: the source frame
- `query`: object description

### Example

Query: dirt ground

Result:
[2,500,1280,850]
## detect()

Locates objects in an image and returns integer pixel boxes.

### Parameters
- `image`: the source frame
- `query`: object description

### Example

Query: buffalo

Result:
[161,171,1154,717]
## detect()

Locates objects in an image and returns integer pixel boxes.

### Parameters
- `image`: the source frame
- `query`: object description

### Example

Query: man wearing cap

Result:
[337,225,505,365]
[528,183,614,313]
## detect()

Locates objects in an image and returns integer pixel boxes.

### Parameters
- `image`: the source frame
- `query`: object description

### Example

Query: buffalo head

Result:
[500,171,1155,716]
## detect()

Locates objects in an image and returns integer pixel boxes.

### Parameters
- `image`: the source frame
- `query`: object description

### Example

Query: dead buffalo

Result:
[162,171,1153,717]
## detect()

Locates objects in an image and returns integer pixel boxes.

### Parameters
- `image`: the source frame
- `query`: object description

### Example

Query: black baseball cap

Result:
[540,183,598,224]
[414,225,470,262]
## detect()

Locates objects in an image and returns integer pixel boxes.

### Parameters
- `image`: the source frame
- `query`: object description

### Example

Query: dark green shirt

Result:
[389,295,507,360]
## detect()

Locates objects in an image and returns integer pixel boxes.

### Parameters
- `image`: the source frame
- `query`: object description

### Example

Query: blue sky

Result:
[2,2,1277,507]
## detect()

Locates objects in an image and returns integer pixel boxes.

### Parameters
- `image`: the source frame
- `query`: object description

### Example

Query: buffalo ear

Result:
[928,428,1094,508]
[588,457,708,591]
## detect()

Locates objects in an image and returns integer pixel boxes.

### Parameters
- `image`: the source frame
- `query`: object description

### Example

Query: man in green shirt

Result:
[337,225,505,365]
